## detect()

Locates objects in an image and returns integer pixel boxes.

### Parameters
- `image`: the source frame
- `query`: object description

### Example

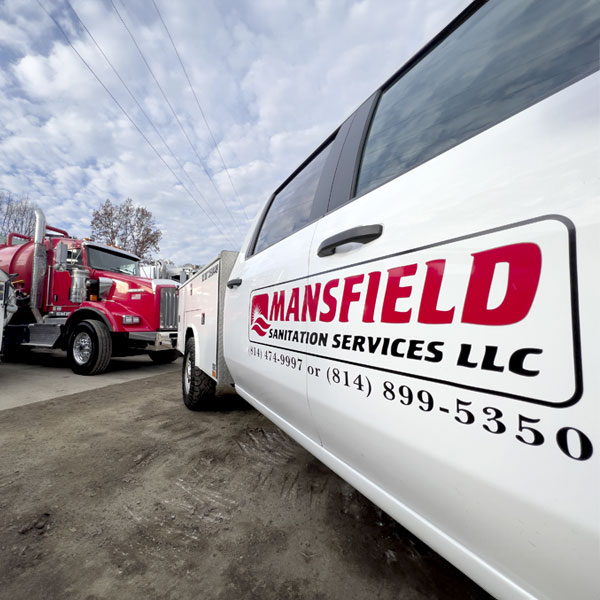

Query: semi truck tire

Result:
[68,319,112,376]
[182,337,216,410]
[149,349,179,364]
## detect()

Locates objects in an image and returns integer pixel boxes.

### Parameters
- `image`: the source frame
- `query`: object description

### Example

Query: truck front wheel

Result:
[182,337,216,410]
[68,319,112,376]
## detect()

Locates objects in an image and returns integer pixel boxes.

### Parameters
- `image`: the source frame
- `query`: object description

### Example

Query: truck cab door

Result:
[224,123,353,445]
[48,245,83,313]
[304,8,599,599]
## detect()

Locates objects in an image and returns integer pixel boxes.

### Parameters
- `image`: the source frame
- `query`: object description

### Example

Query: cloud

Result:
[0,0,470,265]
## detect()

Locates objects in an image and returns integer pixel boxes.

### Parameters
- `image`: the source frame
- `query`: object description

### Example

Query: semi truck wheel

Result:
[68,319,112,376]
[182,337,216,410]
[149,349,179,364]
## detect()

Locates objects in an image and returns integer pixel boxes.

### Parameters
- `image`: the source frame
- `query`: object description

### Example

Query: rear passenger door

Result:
[224,125,351,444]
[306,1,599,599]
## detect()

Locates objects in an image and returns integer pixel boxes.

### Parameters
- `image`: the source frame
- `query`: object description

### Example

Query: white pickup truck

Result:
[177,1,599,598]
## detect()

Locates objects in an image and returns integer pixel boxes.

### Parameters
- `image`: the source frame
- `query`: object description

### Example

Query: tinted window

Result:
[356,0,600,197]
[87,247,140,276]
[253,142,332,254]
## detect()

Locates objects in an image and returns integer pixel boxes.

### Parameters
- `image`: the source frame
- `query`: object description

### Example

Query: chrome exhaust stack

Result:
[30,208,47,322]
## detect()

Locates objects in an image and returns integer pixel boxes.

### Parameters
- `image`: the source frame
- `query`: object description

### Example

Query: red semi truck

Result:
[0,209,178,374]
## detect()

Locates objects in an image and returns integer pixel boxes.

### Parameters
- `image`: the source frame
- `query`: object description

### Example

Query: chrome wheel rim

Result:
[73,332,93,365]
[184,353,192,393]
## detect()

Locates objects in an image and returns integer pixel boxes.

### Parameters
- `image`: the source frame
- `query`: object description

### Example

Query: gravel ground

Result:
[0,371,493,600]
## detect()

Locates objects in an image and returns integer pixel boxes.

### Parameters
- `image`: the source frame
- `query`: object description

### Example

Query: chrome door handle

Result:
[317,224,383,257]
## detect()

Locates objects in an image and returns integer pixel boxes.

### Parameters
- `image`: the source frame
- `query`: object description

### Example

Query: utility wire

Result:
[110,0,247,237]
[36,0,238,249]
[63,0,233,240]
[151,0,250,223]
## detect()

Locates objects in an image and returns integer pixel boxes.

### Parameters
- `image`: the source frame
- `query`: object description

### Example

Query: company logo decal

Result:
[250,294,271,337]
[247,217,581,407]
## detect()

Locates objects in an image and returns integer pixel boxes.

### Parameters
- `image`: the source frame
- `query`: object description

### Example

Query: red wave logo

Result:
[250,294,271,337]
[251,316,270,336]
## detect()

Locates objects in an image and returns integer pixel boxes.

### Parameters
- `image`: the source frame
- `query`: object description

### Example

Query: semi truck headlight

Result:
[122,315,140,325]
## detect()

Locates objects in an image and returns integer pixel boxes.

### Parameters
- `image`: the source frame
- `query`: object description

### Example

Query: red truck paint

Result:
[0,211,178,374]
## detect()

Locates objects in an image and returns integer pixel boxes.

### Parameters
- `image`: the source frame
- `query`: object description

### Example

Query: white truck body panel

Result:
[180,2,599,598]
[300,75,598,600]
[177,251,237,385]
[226,224,324,442]
[225,83,600,598]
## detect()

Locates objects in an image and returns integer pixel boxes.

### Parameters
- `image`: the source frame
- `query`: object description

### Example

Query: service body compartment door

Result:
[193,259,220,379]
[179,252,237,384]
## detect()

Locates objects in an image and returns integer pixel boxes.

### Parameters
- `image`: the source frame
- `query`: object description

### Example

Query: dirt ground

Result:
[0,371,493,600]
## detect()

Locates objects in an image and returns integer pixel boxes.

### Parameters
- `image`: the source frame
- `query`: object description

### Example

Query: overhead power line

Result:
[150,0,250,223]
[37,0,238,249]
[110,0,247,237]
[64,0,233,241]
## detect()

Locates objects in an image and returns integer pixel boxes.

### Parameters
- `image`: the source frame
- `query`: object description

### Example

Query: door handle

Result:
[317,224,383,257]
[227,278,243,289]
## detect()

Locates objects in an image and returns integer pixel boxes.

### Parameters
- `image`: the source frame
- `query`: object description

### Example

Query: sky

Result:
[0,0,470,266]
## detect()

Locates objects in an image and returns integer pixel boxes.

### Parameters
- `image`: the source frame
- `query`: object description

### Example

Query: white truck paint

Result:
[178,2,599,598]
[177,251,238,392]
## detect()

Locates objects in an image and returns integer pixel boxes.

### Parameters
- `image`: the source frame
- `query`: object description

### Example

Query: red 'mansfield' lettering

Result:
[339,274,364,322]
[302,283,321,321]
[381,264,417,323]
[461,243,542,325]
[255,241,542,328]
[269,290,285,321]
[362,271,381,323]
[319,279,339,322]
[418,259,455,324]
[285,287,300,321]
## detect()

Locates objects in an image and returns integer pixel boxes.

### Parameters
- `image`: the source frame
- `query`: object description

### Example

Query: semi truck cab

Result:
[0,209,178,374]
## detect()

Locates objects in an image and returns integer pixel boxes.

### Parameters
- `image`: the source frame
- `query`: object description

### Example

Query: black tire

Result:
[182,337,216,410]
[67,319,112,376]
[149,349,179,364]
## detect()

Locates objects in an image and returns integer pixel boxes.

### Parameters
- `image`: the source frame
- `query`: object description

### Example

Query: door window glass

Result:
[86,247,140,275]
[355,0,599,197]
[67,247,83,269]
[253,142,332,254]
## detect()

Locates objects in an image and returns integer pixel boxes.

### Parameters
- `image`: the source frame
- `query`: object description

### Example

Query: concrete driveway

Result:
[0,349,181,411]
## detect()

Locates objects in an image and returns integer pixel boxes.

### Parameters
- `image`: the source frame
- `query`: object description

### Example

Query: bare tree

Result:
[90,198,162,261]
[89,199,122,247]
[129,205,162,260]
[0,192,38,238]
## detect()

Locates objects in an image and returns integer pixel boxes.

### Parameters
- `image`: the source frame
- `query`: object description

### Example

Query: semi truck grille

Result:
[159,287,178,330]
